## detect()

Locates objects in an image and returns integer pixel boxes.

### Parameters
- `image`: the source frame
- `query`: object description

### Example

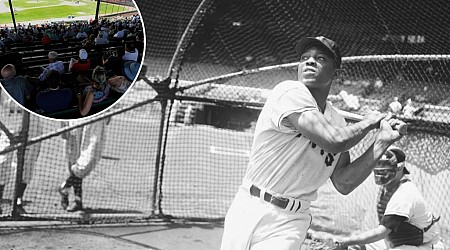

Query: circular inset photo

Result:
[0,0,145,120]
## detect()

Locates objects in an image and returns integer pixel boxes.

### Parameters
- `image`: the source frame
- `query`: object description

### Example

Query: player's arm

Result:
[337,215,407,249]
[336,225,391,249]
[330,119,402,195]
[287,110,385,153]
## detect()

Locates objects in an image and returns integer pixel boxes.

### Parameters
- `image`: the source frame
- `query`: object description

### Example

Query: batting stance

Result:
[220,36,404,250]
[332,147,444,250]
[59,118,107,212]
[0,90,42,214]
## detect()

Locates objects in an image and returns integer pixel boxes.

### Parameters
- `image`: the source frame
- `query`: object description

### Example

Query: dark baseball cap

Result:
[295,36,342,69]
[385,146,410,174]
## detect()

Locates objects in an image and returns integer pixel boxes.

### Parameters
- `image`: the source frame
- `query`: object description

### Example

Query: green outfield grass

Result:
[0,0,130,25]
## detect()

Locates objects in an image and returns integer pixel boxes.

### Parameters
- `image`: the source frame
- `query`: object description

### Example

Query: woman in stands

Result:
[76,66,111,116]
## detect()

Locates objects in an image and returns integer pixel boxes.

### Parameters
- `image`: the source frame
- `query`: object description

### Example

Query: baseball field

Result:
[0,0,132,25]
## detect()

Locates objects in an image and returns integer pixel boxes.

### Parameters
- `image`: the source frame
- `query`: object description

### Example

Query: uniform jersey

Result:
[244,80,346,201]
[384,177,440,245]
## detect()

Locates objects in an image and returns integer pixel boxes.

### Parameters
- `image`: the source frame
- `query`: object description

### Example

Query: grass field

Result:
[0,0,132,25]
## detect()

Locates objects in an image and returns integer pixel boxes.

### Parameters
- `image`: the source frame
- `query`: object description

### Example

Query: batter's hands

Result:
[362,111,385,130]
[375,115,403,145]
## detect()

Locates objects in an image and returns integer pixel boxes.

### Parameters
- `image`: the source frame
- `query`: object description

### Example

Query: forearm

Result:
[332,121,374,152]
[295,111,376,153]
[77,94,88,116]
[341,226,390,248]
[332,140,391,194]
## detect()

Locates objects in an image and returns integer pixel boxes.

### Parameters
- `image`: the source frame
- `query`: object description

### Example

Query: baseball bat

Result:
[337,110,408,135]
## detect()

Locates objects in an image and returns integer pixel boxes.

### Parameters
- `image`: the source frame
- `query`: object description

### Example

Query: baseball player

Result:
[220,36,404,250]
[0,89,42,215]
[58,118,107,212]
[332,147,444,250]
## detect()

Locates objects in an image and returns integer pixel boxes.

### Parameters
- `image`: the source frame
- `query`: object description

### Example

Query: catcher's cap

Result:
[384,146,410,174]
[295,36,342,69]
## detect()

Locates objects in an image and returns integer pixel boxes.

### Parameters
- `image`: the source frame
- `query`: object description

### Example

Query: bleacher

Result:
[0,17,144,119]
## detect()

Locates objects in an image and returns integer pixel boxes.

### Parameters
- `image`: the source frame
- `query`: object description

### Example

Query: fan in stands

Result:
[0,14,144,119]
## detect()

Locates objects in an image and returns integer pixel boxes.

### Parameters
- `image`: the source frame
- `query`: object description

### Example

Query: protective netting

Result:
[0,81,162,221]
[0,0,449,246]
[144,0,450,245]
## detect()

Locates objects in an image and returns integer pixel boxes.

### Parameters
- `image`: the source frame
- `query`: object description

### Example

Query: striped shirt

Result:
[39,61,65,81]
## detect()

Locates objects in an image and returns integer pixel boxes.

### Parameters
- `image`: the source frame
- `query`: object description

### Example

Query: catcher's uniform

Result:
[221,80,346,250]
[65,119,107,178]
[366,177,443,250]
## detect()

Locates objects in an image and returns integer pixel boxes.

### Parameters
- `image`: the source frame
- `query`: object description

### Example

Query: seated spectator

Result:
[39,51,65,81]
[49,31,59,41]
[102,49,122,77]
[61,35,71,47]
[76,66,111,116]
[0,64,33,107]
[94,32,109,45]
[100,27,109,38]
[82,34,95,48]
[42,33,51,46]
[108,75,132,94]
[13,30,24,43]
[122,42,138,62]
[134,32,144,55]
[113,27,124,39]
[23,31,34,44]
[75,29,88,40]
[68,49,91,75]
[36,70,72,113]
[65,28,76,39]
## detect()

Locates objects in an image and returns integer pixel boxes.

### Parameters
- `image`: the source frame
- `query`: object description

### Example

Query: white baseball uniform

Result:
[221,80,346,250]
[0,91,42,186]
[0,130,13,186]
[367,177,443,250]
[65,119,107,178]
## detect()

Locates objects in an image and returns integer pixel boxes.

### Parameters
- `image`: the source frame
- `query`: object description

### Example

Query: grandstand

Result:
[0,0,145,119]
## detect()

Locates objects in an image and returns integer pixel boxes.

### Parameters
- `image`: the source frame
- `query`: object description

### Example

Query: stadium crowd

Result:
[0,14,143,118]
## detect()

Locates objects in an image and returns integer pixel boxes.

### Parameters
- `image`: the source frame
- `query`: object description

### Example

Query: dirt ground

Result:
[0,220,224,250]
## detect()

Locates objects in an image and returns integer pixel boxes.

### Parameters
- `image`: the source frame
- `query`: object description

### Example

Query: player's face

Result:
[373,160,397,185]
[298,46,336,89]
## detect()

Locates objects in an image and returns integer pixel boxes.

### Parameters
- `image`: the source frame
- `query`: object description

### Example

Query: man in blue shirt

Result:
[38,51,65,82]
[0,64,32,107]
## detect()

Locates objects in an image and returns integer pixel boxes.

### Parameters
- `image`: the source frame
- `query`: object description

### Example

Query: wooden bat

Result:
[337,110,408,135]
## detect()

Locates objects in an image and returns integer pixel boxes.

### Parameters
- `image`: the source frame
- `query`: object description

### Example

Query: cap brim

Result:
[295,38,335,59]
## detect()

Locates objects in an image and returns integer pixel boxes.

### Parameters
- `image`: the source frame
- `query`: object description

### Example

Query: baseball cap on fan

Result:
[385,146,410,174]
[295,36,342,69]
[79,49,88,60]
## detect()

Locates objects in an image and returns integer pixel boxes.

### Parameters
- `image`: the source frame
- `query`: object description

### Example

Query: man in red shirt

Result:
[68,49,91,75]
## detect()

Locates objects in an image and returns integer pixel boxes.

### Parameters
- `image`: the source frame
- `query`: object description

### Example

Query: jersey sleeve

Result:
[380,214,408,230]
[384,183,414,219]
[270,81,318,132]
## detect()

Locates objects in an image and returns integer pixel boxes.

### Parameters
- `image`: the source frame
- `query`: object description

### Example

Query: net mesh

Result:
[145,0,450,244]
[0,0,449,246]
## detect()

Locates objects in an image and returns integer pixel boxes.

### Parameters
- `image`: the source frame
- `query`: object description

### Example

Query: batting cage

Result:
[1,0,449,247]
